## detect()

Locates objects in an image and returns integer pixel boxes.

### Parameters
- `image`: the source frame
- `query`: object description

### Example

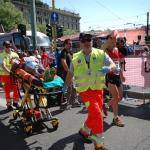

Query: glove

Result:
[99,66,110,74]
[62,87,67,94]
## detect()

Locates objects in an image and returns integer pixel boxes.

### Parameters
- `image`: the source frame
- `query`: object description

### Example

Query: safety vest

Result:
[0,51,18,75]
[72,48,105,93]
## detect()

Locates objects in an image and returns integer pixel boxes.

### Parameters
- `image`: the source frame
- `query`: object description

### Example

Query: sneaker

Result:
[72,101,81,108]
[13,103,21,110]
[95,148,108,150]
[103,104,109,116]
[112,117,125,127]
[78,130,92,144]
[7,105,14,111]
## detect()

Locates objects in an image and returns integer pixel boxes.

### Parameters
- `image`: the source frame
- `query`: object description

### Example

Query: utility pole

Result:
[52,0,57,51]
[146,12,149,37]
[30,0,37,50]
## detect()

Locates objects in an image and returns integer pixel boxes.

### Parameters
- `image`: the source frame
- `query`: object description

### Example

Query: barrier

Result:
[121,56,150,104]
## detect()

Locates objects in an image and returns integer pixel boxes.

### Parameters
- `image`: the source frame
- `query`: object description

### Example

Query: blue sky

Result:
[42,0,150,31]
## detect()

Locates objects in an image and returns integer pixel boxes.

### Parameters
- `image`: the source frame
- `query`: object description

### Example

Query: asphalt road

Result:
[0,91,150,150]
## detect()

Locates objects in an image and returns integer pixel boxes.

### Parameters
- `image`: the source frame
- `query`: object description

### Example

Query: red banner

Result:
[120,57,150,87]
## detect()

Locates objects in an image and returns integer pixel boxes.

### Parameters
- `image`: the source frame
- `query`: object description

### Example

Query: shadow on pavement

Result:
[48,132,88,150]
[108,103,150,121]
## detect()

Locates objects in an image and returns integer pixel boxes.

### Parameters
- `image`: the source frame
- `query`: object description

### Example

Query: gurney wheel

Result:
[52,120,59,130]
[13,111,18,120]
[24,126,33,136]
[26,129,33,136]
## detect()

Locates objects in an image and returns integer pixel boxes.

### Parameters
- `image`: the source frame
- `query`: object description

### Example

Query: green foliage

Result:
[0,0,26,32]
[37,22,47,34]
[63,29,79,36]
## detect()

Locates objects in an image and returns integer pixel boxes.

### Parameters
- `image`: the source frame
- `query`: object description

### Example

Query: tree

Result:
[0,0,26,32]
[36,22,47,34]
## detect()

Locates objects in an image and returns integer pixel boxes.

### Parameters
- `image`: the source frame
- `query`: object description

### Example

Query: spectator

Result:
[55,48,61,70]
[48,46,56,68]
[97,39,103,49]
[60,38,81,110]
[40,46,49,68]
[123,37,134,55]
[139,46,150,56]
[117,37,128,57]
[33,49,41,63]
[62,32,116,150]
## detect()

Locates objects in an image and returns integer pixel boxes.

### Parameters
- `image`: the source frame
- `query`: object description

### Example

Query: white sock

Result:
[105,104,109,108]
[114,116,118,119]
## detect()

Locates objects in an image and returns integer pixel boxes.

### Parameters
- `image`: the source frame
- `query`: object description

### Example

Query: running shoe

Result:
[7,105,14,111]
[13,102,21,110]
[78,130,92,144]
[72,101,81,108]
[103,104,109,116]
[112,117,125,127]
[95,148,108,150]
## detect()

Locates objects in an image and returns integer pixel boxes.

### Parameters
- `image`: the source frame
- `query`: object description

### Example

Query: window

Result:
[20,7,24,12]
[67,23,69,29]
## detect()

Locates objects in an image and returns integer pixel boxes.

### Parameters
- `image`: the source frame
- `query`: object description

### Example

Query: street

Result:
[0,91,150,150]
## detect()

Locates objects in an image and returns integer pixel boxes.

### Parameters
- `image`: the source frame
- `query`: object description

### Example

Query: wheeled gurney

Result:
[12,68,66,135]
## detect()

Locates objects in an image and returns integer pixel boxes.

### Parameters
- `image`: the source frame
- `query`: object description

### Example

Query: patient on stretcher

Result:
[20,51,45,78]
[11,51,56,81]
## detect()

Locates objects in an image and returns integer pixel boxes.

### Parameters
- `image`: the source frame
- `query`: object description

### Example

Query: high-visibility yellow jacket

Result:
[72,48,105,93]
[0,51,18,75]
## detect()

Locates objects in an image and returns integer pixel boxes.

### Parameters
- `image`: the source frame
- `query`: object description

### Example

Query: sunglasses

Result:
[80,38,92,43]
[5,45,10,48]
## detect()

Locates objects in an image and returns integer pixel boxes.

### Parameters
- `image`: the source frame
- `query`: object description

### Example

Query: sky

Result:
[42,0,150,32]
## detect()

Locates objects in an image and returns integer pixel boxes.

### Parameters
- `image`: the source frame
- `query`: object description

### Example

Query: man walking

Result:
[62,33,116,150]
[0,41,21,111]
[60,38,81,109]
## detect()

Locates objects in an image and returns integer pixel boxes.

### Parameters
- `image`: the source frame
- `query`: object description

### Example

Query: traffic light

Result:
[145,36,150,44]
[56,24,63,38]
[18,24,26,35]
[46,24,52,37]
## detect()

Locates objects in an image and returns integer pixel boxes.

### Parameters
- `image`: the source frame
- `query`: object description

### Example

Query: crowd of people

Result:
[0,30,149,150]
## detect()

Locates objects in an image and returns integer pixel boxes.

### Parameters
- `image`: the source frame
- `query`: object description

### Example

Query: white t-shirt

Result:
[48,51,56,64]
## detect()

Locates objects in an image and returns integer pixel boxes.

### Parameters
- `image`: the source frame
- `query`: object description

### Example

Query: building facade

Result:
[10,0,81,32]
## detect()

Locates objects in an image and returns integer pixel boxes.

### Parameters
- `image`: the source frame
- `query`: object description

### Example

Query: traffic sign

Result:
[51,12,59,22]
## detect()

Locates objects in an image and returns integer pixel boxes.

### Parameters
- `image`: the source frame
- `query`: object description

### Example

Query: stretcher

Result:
[12,68,66,136]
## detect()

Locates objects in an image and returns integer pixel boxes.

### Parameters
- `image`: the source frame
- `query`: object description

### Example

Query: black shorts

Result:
[105,74,121,87]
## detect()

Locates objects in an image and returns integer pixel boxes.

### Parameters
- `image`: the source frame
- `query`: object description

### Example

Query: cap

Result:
[79,32,92,40]
[3,41,10,46]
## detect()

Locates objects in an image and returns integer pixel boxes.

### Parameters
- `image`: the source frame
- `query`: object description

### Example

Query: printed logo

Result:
[93,57,96,61]
[77,59,82,64]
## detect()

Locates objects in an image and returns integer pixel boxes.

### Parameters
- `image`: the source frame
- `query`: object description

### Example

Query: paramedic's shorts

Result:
[105,74,121,87]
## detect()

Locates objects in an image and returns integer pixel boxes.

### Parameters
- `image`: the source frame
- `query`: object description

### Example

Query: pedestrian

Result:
[139,46,150,56]
[48,45,56,68]
[0,41,21,111]
[33,49,41,63]
[101,31,125,127]
[60,38,81,110]
[62,33,116,150]
[97,39,103,49]
[123,37,134,55]
[55,47,61,70]
[40,46,49,68]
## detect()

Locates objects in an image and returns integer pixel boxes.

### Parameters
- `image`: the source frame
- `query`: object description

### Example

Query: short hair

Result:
[26,50,33,56]
[119,38,125,44]
[144,46,149,51]
[40,46,45,52]
[63,38,71,46]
